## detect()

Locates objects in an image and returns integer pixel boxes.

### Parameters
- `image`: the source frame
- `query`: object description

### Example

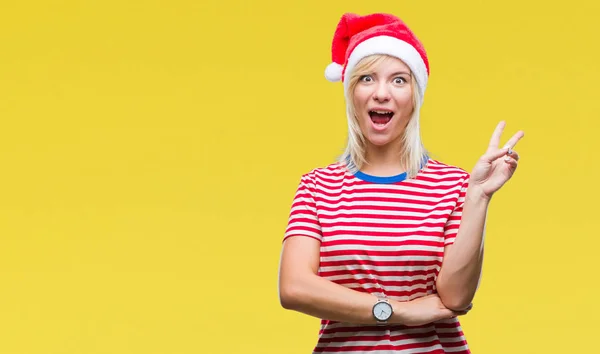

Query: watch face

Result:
[373,302,392,321]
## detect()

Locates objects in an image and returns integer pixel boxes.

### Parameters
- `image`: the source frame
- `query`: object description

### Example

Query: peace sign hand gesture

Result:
[469,121,525,200]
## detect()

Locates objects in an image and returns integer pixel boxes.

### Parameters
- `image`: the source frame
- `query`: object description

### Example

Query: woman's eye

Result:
[360,75,373,82]
[394,77,406,84]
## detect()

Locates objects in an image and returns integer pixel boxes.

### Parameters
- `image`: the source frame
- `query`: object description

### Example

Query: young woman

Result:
[278,13,524,353]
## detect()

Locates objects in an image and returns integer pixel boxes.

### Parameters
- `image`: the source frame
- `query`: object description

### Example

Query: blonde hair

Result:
[338,54,429,179]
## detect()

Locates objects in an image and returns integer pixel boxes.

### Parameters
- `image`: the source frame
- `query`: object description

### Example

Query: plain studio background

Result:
[0,1,598,353]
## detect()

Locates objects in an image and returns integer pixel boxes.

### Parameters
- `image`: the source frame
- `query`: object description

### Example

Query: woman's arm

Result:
[436,121,524,311]
[436,187,489,311]
[279,236,467,325]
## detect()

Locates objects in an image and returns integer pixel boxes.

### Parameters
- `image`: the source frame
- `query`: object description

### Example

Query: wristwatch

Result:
[372,297,393,325]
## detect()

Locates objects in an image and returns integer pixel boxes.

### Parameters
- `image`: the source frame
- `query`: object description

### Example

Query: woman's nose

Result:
[373,83,391,102]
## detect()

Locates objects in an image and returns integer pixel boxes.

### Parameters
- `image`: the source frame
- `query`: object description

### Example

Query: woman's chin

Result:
[366,135,395,147]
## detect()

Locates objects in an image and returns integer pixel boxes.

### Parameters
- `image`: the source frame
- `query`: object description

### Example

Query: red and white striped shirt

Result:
[284,159,471,354]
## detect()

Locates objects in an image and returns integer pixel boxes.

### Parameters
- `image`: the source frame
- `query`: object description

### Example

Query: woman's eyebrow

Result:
[390,71,411,76]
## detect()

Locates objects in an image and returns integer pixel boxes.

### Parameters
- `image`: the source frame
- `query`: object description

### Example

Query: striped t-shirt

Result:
[284,159,471,354]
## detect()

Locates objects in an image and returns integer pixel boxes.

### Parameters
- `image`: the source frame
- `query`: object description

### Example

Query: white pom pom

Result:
[324,62,343,82]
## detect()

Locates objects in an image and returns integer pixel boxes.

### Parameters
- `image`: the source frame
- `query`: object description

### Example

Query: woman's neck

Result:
[361,142,406,177]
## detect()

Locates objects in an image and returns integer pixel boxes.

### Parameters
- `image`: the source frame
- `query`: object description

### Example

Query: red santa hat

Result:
[325,13,430,103]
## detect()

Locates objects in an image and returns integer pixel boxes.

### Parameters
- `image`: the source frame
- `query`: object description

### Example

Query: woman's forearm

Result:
[279,235,464,325]
[280,273,466,326]
[436,187,490,310]
[280,272,399,324]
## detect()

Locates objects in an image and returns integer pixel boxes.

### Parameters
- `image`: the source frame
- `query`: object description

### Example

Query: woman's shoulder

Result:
[298,162,348,182]
[423,158,470,179]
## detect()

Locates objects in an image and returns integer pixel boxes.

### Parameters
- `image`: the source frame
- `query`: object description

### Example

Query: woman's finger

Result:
[506,149,520,161]
[504,156,519,168]
[502,130,525,150]
[487,121,506,150]
[481,147,510,163]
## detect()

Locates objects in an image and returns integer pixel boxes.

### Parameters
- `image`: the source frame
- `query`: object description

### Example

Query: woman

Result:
[278,12,523,353]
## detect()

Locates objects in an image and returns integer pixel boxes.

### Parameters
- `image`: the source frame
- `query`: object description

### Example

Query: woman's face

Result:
[352,57,414,149]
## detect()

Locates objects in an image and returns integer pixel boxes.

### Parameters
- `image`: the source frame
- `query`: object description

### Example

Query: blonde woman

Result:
[278,13,524,354]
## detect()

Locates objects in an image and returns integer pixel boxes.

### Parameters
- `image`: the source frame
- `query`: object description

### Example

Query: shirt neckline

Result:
[353,170,408,184]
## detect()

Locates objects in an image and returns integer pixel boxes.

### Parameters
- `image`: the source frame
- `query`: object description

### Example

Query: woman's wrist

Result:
[465,185,493,205]
[389,300,410,325]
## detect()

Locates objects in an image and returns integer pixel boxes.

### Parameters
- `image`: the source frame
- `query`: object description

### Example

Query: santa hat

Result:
[325,13,430,104]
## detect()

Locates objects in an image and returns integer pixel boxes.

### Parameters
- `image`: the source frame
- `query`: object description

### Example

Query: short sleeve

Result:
[443,175,469,246]
[283,173,323,243]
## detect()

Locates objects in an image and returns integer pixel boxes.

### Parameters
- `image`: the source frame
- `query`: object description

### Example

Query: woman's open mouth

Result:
[369,110,394,127]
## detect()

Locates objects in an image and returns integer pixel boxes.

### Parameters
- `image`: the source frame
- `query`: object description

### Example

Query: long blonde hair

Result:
[338,54,429,179]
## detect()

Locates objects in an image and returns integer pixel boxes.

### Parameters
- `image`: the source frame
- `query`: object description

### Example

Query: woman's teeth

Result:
[369,110,393,125]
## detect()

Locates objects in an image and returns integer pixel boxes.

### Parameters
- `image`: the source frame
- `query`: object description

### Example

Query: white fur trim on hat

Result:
[343,36,428,104]
[325,62,343,82]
